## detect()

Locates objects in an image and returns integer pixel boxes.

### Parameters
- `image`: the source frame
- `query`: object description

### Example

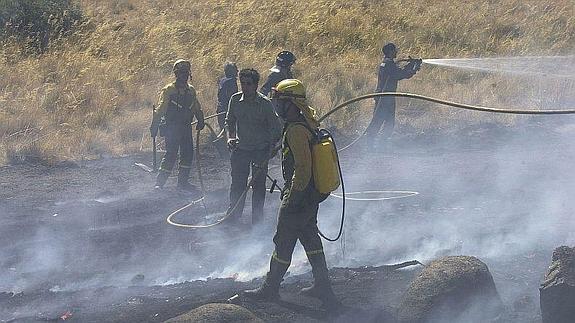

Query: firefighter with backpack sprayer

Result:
[243,79,342,311]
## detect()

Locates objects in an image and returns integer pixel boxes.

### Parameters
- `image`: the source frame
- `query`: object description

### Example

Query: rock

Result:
[0,292,14,301]
[397,256,504,323]
[131,274,145,285]
[163,303,263,323]
[540,246,575,323]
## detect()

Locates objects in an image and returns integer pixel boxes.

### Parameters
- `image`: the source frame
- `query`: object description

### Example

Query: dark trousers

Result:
[228,148,268,223]
[365,97,396,143]
[159,126,194,173]
[269,188,328,282]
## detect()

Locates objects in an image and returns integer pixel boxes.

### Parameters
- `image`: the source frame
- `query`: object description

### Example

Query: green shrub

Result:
[0,0,83,53]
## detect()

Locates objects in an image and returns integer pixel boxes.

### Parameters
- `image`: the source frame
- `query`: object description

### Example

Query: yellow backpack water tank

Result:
[312,130,341,194]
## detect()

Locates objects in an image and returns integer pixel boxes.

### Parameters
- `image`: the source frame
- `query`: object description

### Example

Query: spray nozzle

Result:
[398,56,423,71]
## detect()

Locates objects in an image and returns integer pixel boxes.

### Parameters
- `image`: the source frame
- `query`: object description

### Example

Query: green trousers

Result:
[158,126,194,173]
[268,187,329,283]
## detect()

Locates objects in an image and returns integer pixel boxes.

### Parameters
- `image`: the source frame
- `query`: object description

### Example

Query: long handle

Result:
[152,104,157,172]
[152,135,157,172]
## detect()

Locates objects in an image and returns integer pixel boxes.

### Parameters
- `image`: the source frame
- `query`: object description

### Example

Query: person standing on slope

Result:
[150,59,205,190]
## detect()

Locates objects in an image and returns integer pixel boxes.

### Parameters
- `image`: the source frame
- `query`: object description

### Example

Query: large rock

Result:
[540,246,575,323]
[397,256,503,323]
[164,303,263,323]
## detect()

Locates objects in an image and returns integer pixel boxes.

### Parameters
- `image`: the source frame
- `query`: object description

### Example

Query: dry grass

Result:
[1,0,574,164]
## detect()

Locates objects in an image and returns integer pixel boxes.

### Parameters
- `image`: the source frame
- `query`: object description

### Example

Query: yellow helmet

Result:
[271,79,320,128]
[173,59,191,72]
[271,79,306,100]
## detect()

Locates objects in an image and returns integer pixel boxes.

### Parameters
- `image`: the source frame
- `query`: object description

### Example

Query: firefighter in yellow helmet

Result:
[243,79,341,311]
[150,59,205,190]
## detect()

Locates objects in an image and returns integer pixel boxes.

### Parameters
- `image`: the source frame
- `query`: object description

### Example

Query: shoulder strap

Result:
[288,121,318,136]
[287,122,318,142]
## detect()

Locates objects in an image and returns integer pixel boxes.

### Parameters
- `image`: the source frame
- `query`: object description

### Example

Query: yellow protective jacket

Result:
[152,82,204,128]
[282,121,313,193]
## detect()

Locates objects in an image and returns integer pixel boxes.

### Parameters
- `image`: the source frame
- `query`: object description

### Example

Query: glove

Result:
[227,138,239,151]
[413,58,423,71]
[150,122,159,138]
[406,56,422,72]
[196,119,205,131]
[414,61,422,71]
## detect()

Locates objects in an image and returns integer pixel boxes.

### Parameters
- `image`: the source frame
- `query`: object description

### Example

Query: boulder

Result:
[164,303,263,323]
[397,256,503,323]
[540,246,575,323]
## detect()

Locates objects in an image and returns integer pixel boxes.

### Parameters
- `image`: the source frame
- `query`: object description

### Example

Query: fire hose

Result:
[167,110,275,228]
[166,92,575,233]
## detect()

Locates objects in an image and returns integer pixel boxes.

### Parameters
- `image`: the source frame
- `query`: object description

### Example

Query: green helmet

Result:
[173,59,191,72]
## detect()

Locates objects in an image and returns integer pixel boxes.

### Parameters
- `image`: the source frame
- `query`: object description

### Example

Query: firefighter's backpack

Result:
[296,124,341,194]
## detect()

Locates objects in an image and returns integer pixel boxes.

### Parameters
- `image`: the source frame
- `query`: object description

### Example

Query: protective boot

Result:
[242,277,280,301]
[316,280,341,311]
[154,171,170,189]
[300,283,321,298]
[243,258,289,301]
[301,253,342,310]
[177,167,197,191]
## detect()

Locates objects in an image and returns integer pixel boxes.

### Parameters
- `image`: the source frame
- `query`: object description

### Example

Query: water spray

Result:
[422,55,575,78]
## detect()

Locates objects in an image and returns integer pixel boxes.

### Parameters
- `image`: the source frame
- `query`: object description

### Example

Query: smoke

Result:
[306,56,575,321]
[3,56,575,321]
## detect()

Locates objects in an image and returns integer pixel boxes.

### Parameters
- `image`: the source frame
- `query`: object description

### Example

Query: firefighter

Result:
[216,62,239,132]
[150,59,205,190]
[365,42,420,145]
[225,68,282,224]
[243,79,341,311]
[259,50,296,98]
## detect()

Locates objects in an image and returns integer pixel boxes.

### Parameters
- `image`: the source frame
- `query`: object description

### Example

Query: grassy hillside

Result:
[1,0,574,164]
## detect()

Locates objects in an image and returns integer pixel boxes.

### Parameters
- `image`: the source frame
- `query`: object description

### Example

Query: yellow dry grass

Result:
[1,0,574,164]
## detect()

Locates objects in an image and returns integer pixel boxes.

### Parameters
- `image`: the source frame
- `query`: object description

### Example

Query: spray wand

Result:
[397,56,423,71]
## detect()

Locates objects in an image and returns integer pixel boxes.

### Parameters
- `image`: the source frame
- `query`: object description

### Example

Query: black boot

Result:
[244,258,289,301]
[301,253,342,310]
[177,167,197,191]
[155,171,170,189]
[301,278,341,310]
[243,278,280,301]
[317,281,342,311]
[300,283,321,298]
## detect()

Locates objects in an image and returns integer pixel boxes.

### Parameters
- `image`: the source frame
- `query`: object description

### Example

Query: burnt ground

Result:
[1,118,575,322]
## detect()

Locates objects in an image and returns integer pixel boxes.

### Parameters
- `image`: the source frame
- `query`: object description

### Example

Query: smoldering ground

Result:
[1,57,575,322]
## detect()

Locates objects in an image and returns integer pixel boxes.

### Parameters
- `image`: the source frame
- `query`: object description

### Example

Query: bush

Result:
[0,0,83,53]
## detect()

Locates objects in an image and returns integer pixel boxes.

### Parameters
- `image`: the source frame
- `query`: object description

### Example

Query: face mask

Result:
[273,99,289,119]
[175,70,190,82]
